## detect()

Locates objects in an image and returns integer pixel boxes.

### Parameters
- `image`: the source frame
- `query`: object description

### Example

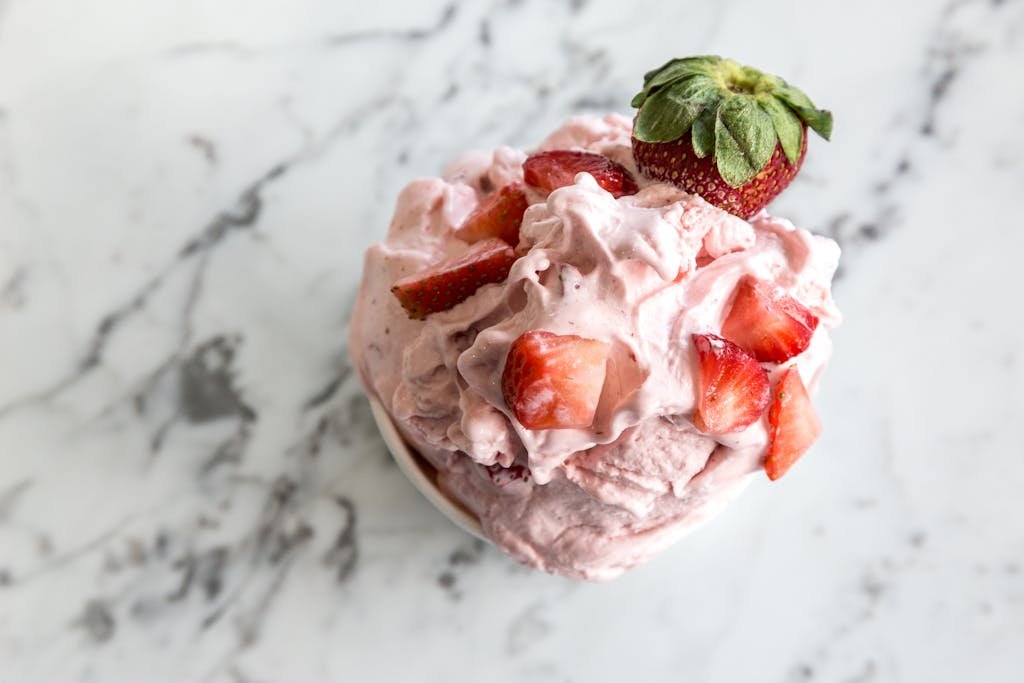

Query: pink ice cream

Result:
[349,114,841,580]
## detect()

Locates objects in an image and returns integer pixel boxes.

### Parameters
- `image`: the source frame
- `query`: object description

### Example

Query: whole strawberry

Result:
[631,56,832,218]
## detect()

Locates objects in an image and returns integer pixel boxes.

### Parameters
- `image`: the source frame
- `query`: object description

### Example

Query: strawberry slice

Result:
[523,150,639,198]
[691,333,770,434]
[391,238,516,319]
[721,275,819,363]
[501,330,610,430]
[765,368,822,480]
[455,183,529,248]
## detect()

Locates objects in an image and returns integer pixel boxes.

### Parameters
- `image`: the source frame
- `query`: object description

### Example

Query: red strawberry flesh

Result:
[523,150,639,198]
[765,368,822,480]
[502,330,610,430]
[390,238,516,320]
[632,131,806,219]
[455,183,529,248]
[691,333,770,434]
[722,275,819,363]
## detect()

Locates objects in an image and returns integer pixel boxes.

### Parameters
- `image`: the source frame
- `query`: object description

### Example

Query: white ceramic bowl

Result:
[368,396,487,541]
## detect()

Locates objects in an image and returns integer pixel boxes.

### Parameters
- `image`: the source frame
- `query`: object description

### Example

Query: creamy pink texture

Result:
[349,114,841,580]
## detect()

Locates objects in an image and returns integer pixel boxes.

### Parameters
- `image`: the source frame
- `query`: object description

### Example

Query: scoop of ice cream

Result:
[349,114,841,580]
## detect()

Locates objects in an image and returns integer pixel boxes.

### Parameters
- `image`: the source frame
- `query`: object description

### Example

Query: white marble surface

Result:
[1,0,1023,681]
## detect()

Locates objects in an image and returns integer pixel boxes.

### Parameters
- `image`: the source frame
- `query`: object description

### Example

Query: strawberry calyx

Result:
[631,56,832,188]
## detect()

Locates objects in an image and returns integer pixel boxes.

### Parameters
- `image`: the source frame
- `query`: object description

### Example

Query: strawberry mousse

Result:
[349,56,840,580]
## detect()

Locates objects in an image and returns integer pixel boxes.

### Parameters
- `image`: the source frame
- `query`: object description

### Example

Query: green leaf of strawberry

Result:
[633,87,702,143]
[714,95,776,187]
[632,55,721,108]
[691,107,717,159]
[775,83,833,140]
[631,55,833,217]
[759,96,804,165]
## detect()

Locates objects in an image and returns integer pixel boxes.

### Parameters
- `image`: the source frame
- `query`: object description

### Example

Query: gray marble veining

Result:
[1,0,1023,681]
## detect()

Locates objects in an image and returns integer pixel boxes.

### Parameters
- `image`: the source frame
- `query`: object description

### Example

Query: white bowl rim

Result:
[368,396,488,541]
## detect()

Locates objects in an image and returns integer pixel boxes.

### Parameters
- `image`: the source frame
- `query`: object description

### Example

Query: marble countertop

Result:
[2,0,1023,681]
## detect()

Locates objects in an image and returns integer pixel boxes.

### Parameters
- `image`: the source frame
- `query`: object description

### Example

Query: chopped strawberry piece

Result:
[390,238,516,319]
[691,333,770,434]
[485,462,531,488]
[501,330,610,430]
[523,150,639,198]
[722,275,819,363]
[765,368,822,480]
[455,183,529,248]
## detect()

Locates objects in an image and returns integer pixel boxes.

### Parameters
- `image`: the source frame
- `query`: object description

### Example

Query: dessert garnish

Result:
[631,55,832,218]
